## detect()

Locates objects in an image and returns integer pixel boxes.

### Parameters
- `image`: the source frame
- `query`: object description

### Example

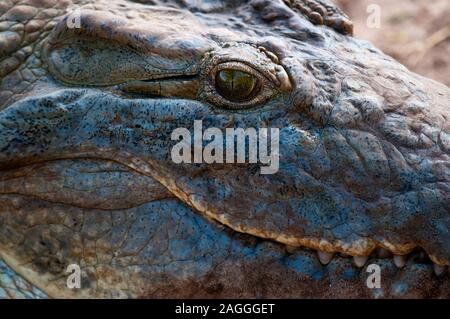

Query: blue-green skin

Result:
[0,0,449,298]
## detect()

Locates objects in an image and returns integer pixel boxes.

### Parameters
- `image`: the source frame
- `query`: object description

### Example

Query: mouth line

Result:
[0,193,447,299]
[0,205,447,300]
[1,152,449,273]
[0,153,448,299]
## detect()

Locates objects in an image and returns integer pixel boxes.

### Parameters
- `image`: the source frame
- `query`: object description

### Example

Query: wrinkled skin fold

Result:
[0,0,449,298]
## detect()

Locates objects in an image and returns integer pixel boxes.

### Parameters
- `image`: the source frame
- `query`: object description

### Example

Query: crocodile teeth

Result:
[433,264,447,276]
[353,256,368,268]
[393,255,407,268]
[317,251,334,265]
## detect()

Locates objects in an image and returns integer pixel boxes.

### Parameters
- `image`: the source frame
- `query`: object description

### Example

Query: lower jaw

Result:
[1,245,449,299]
[153,252,450,299]
[0,195,448,299]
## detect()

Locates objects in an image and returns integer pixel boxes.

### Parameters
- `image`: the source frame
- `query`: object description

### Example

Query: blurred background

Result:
[335,0,450,86]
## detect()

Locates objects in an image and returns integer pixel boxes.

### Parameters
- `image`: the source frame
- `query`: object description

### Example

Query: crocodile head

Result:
[0,0,449,298]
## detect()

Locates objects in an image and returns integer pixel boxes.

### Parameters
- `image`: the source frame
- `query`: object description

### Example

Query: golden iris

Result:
[215,69,257,102]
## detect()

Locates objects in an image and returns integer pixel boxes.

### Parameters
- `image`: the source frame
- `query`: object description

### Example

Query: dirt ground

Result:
[335,0,450,87]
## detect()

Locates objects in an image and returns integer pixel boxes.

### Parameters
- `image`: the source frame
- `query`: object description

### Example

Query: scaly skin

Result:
[0,0,449,298]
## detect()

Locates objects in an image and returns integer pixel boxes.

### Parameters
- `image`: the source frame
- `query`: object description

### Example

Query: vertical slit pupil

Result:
[215,69,256,102]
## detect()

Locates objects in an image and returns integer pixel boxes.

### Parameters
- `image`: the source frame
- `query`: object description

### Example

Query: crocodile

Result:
[0,0,449,298]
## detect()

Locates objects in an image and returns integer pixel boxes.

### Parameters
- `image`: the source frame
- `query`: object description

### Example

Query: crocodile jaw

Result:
[0,89,449,298]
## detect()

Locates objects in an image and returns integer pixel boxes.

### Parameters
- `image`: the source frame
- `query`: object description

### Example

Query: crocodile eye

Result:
[202,61,282,110]
[215,70,257,102]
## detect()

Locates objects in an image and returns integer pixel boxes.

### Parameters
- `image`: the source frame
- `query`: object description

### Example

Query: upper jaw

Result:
[0,87,448,298]
[0,88,448,268]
